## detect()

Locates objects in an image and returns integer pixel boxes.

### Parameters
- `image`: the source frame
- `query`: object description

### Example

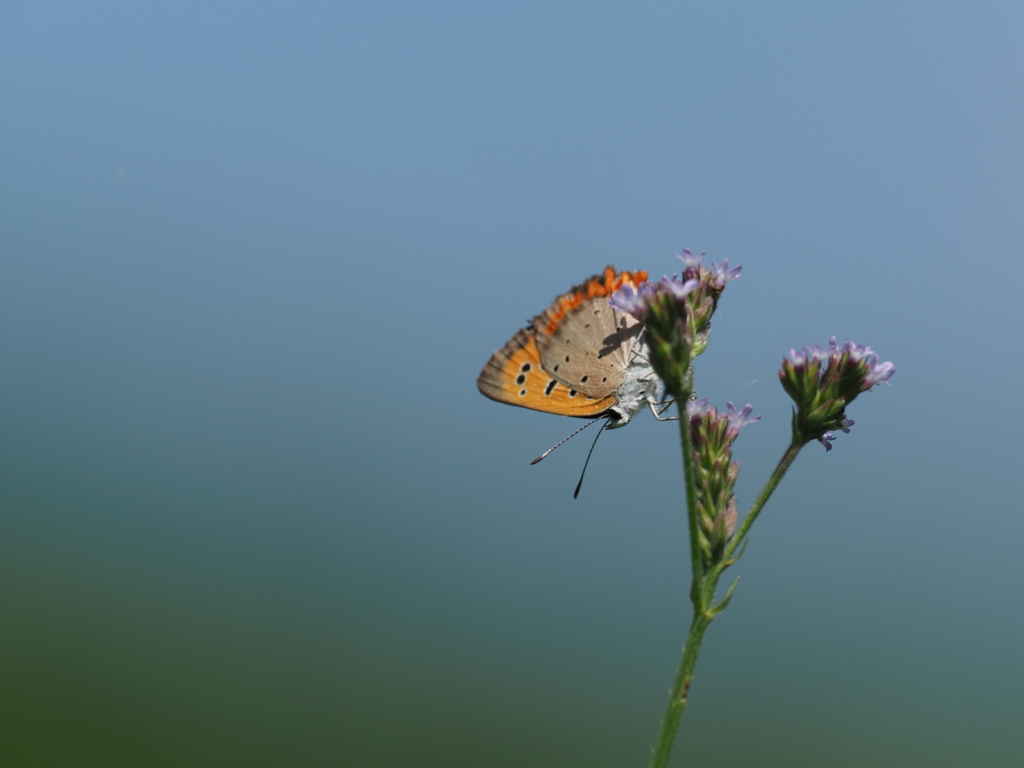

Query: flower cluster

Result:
[686,400,760,565]
[779,337,895,450]
[610,250,741,400]
[678,249,742,358]
[609,274,698,399]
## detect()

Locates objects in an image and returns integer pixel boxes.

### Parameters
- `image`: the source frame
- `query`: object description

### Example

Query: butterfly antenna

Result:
[530,416,603,465]
[573,419,610,499]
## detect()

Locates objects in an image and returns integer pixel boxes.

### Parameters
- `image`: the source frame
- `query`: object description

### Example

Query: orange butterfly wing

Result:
[477,328,617,417]
[477,267,648,418]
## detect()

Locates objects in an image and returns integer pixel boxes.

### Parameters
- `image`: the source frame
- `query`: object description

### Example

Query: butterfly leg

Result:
[648,400,679,421]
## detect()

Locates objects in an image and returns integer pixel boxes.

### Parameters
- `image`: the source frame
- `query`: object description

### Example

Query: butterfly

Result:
[477,266,667,430]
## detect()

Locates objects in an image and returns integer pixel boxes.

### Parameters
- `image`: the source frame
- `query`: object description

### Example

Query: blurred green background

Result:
[2,2,1022,766]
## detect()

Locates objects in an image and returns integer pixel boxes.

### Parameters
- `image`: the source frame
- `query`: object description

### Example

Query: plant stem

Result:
[646,424,803,766]
[644,400,709,768]
[646,609,712,768]
[725,441,802,561]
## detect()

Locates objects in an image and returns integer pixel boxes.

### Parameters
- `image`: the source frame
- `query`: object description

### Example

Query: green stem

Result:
[646,433,805,766]
[646,609,713,768]
[644,399,708,768]
[724,441,802,561]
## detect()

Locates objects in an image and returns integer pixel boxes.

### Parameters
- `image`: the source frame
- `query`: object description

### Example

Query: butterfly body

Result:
[477,267,660,428]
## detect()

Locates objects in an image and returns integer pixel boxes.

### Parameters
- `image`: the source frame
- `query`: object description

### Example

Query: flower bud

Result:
[686,400,760,565]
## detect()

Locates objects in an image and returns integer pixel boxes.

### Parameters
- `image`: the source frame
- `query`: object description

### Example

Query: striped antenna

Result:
[529,416,606,465]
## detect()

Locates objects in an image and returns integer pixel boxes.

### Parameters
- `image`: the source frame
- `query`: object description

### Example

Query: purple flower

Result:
[833,338,896,390]
[608,275,698,321]
[677,248,704,273]
[787,338,837,366]
[611,249,736,398]
[608,283,646,318]
[780,336,893,451]
[816,418,854,451]
[865,360,895,387]
[687,400,760,445]
[685,397,710,420]
[658,274,700,301]
[726,401,761,432]
[710,259,742,288]
[686,398,758,563]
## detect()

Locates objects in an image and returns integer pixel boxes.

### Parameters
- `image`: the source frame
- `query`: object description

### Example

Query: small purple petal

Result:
[659,275,699,300]
[835,338,895,388]
[608,283,646,318]
[839,338,874,361]
[725,401,761,431]
[685,397,710,419]
[815,339,837,360]
[788,341,833,366]
[710,258,742,287]
[865,360,896,387]
[817,432,836,451]
[676,249,703,270]
[611,275,697,319]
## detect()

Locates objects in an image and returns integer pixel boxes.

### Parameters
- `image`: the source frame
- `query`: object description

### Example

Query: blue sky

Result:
[2,3,1023,765]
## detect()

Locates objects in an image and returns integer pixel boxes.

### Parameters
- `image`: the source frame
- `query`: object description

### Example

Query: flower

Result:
[609,249,742,399]
[710,258,742,288]
[689,400,760,451]
[677,248,704,277]
[609,273,698,399]
[607,282,645,318]
[726,401,761,433]
[816,419,852,452]
[685,397,710,420]
[687,400,760,563]
[608,275,698,322]
[780,337,894,450]
[839,340,897,388]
